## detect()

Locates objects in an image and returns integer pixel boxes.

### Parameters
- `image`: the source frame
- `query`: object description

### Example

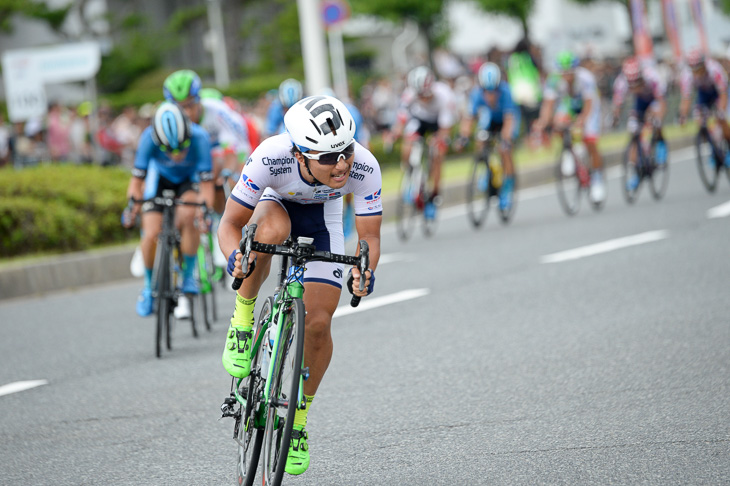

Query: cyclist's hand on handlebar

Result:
[454,135,470,153]
[347,267,374,298]
[227,249,256,280]
[121,199,141,228]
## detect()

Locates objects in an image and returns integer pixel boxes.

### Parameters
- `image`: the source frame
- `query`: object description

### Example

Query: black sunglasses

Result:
[301,142,355,165]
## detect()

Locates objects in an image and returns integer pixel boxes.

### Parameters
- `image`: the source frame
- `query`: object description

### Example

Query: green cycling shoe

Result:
[222,325,252,378]
[285,426,310,475]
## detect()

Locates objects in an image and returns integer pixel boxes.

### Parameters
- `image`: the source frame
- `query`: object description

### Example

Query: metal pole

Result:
[296,0,331,95]
[328,24,348,100]
[207,0,230,88]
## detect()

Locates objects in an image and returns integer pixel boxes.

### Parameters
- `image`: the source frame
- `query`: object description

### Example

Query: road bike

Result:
[694,108,730,193]
[554,128,604,216]
[395,135,438,241]
[220,224,369,486]
[465,129,518,228]
[621,121,669,204]
[196,208,223,330]
[133,192,207,358]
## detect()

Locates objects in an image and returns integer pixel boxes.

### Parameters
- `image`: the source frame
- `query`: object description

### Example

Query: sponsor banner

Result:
[690,0,709,54]
[630,0,654,62]
[661,0,682,61]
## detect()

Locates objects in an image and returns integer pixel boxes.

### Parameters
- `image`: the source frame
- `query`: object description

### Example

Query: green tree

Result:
[468,0,535,41]
[0,0,71,34]
[348,0,448,67]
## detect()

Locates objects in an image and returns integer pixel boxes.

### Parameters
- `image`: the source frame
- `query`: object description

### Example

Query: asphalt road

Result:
[2,146,729,485]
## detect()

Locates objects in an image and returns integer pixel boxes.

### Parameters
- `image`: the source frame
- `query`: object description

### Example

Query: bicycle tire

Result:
[155,241,172,358]
[621,138,642,204]
[395,165,419,241]
[466,156,490,228]
[498,170,517,224]
[649,139,669,201]
[555,149,582,216]
[262,298,306,486]
[236,297,273,486]
[695,129,720,193]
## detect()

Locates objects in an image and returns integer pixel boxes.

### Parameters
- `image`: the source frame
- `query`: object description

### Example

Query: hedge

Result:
[0,164,134,258]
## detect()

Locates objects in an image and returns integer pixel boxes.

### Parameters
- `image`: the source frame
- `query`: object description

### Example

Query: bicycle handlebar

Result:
[231,224,370,308]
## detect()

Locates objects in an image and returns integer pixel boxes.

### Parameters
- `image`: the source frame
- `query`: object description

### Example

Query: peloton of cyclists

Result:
[458,61,520,211]
[534,51,606,205]
[218,95,382,476]
[123,102,215,317]
[163,70,251,216]
[387,65,458,220]
[679,48,730,167]
[612,56,668,189]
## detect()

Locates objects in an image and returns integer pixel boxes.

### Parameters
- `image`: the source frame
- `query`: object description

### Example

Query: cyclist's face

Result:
[691,65,707,79]
[179,96,202,123]
[296,150,353,188]
[484,89,498,105]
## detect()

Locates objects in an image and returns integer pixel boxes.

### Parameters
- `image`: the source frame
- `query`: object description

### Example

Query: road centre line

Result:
[707,200,730,219]
[0,380,49,397]
[540,230,670,264]
[334,288,430,318]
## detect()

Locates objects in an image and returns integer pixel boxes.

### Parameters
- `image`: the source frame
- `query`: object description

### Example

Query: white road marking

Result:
[377,253,417,264]
[707,200,730,219]
[334,288,430,318]
[540,230,670,264]
[0,380,49,397]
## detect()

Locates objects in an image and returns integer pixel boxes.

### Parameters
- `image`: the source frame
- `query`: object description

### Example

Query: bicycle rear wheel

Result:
[649,140,669,201]
[555,149,582,216]
[621,139,642,204]
[395,166,419,241]
[262,298,306,486]
[466,155,490,228]
[696,129,721,193]
[236,297,273,486]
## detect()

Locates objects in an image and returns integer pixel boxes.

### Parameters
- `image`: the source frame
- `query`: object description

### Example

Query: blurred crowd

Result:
[3,40,730,170]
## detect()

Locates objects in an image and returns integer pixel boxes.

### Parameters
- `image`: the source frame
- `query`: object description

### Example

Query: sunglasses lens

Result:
[317,143,355,165]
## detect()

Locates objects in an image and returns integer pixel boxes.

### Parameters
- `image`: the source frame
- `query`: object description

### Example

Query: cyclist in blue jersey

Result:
[264,78,304,138]
[123,102,215,317]
[458,62,520,211]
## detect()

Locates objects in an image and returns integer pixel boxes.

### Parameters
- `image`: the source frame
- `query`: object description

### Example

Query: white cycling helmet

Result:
[407,66,435,95]
[285,95,356,153]
[478,62,501,91]
[279,78,304,109]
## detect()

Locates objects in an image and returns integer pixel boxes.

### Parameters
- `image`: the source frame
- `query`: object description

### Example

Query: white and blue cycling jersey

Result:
[230,133,382,288]
[199,97,250,161]
[132,123,212,191]
[468,81,521,139]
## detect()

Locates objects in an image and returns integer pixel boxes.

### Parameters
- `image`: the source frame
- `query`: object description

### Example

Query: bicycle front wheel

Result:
[555,149,582,216]
[236,297,274,486]
[621,139,641,204]
[466,156,490,228]
[649,140,669,201]
[696,129,720,193]
[262,298,306,486]
[395,166,419,241]
[155,242,173,358]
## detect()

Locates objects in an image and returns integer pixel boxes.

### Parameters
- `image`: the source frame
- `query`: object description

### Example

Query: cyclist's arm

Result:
[501,111,515,144]
[218,198,254,277]
[352,214,381,294]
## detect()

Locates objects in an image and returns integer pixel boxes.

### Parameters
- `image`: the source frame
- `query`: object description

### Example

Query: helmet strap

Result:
[302,156,323,185]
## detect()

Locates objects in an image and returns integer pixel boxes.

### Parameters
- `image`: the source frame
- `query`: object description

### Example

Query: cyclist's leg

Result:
[222,196,291,378]
[176,183,203,294]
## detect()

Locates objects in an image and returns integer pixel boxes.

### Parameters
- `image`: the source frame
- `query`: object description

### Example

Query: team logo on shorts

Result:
[333,268,343,279]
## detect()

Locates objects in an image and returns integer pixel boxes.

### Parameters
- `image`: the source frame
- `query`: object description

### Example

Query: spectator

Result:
[46,102,72,162]
[70,102,94,164]
[0,112,10,167]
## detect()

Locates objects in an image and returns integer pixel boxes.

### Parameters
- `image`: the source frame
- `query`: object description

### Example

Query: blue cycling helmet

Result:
[279,78,303,109]
[478,62,501,91]
[151,101,192,153]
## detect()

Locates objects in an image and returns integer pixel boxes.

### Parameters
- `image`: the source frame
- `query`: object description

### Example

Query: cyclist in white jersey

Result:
[218,95,382,476]
[163,70,251,214]
[388,66,458,218]
[534,51,606,204]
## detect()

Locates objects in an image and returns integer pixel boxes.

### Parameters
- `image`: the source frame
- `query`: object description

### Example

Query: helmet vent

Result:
[326,118,338,136]
[305,136,317,144]
[309,119,322,135]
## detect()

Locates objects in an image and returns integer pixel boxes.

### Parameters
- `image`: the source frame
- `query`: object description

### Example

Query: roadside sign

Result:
[322,0,350,27]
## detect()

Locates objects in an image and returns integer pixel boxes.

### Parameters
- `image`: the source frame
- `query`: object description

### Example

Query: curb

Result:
[0,135,695,301]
